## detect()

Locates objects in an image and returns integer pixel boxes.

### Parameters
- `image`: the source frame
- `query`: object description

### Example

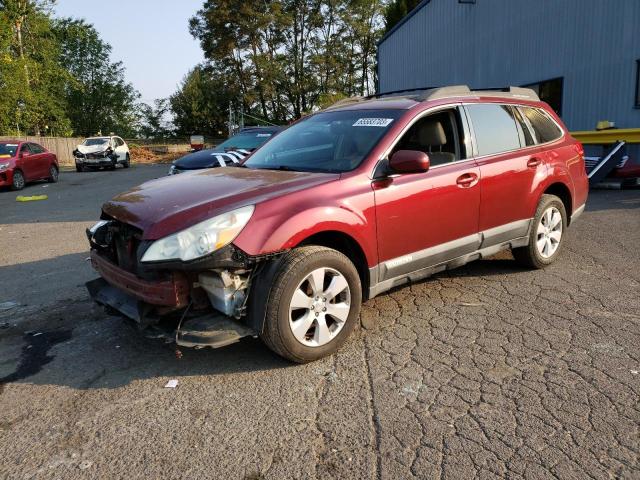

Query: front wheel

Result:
[48,164,59,183]
[260,246,362,363]
[512,194,567,269]
[123,154,130,168]
[11,170,25,190]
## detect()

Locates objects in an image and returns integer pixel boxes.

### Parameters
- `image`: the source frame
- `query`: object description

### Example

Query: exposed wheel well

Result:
[298,231,370,299]
[543,183,573,223]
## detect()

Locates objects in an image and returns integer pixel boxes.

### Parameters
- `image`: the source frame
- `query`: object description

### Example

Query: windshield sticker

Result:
[353,118,394,127]
[5,144,18,147]
[256,133,272,137]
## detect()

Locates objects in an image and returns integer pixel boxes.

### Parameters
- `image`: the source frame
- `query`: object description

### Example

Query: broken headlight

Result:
[141,205,254,263]
[89,220,110,235]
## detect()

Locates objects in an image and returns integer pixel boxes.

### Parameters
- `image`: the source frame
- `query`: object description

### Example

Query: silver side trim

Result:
[571,203,585,224]
[480,219,531,248]
[380,233,481,281]
[368,218,533,299]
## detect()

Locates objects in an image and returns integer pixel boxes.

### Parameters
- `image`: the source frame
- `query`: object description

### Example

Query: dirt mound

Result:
[129,146,183,164]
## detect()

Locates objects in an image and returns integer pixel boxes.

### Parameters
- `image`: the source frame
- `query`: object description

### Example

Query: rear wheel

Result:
[48,164,59,183]
[11,170,25,190]
[513,194,567,268]
[260,246,362,363]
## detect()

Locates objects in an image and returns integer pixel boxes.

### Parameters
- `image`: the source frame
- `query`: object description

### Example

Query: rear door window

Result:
[466,104,520,156]
[519,107,563,144]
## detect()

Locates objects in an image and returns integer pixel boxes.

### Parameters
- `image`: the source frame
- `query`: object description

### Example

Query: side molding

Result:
[369,219,532,299]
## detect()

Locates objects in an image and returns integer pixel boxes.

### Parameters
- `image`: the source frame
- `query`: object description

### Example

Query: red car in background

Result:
[0,140,59,190]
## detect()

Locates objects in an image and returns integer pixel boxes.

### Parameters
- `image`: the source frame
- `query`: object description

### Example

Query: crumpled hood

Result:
[77,143,110,154]
[102,167,339,239]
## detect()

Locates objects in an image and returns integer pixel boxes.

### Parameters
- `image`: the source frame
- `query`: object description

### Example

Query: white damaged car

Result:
[73,136,130,172]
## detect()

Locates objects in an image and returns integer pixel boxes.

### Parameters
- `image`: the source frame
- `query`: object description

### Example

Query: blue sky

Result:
[54,0,205,103]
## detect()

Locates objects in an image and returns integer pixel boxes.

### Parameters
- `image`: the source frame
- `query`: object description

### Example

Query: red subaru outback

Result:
[86,86,588,363]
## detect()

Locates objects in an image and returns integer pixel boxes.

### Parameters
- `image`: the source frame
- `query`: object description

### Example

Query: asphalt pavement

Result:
[0,168,638,479]
[0,164,169,308]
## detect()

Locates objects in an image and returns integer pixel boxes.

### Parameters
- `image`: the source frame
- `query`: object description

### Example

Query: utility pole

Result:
[228,101,234,137]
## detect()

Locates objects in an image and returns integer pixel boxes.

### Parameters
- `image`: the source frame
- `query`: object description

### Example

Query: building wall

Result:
[378,0,640,130]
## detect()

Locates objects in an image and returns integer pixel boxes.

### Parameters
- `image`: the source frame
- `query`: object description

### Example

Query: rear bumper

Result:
[89,250,189,307]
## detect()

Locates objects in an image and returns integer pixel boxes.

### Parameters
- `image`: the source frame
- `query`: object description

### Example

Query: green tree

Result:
[53,18,140,137]
[383,0,421,32]
[0,0,71,136]
[188,0,386,123]
[138,98,173,139]
[170,65,232,138]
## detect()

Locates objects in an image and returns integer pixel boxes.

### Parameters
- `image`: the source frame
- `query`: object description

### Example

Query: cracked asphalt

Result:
[0,167,639,479]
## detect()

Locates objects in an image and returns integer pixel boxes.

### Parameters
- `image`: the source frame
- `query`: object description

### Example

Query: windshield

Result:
[243,110,402,173]
[217,130,277,151]
[83,138,110,146]
[0,143,18,158]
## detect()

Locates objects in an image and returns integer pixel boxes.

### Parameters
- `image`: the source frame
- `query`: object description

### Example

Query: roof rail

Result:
[328,85,539,109]
[325,96,368,109]
[374,85,539,102]
[470,86,540,101]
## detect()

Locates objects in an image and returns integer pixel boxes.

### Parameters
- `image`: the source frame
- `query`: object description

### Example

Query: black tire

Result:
[76,164,84,172]
[123,154,130,168]
[47,164,59,183]
[11,170,25,190]
[260,246,362,363]
[512,194,567,269]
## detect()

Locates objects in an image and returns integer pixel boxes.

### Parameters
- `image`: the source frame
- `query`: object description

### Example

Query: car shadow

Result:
[0,254,529,392]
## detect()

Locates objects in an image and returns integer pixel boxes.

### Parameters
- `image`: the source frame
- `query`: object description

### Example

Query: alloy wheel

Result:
[13,172,24,189]
[289,267,351,347]
[50,165,58,181]
[536,206,562,258]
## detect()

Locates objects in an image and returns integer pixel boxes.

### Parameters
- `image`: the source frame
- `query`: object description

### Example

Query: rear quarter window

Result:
[466,104,521,156]
[519,107,563,144]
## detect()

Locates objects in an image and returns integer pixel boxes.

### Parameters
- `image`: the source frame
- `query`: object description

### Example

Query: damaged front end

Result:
[85,218,279,349]
[74,146,118,167]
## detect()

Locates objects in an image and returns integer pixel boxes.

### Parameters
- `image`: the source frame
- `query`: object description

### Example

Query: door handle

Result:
[456,173,478,188]
[527,157,542,168]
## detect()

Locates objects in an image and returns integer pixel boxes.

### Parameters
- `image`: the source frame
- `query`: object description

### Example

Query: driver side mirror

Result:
[389,150,430,174]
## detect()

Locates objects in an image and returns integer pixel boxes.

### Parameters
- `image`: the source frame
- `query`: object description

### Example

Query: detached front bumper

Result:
[89,250,189,307]
[86,250,257,348]
[76,158,115,167]
[75,153,117,167]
